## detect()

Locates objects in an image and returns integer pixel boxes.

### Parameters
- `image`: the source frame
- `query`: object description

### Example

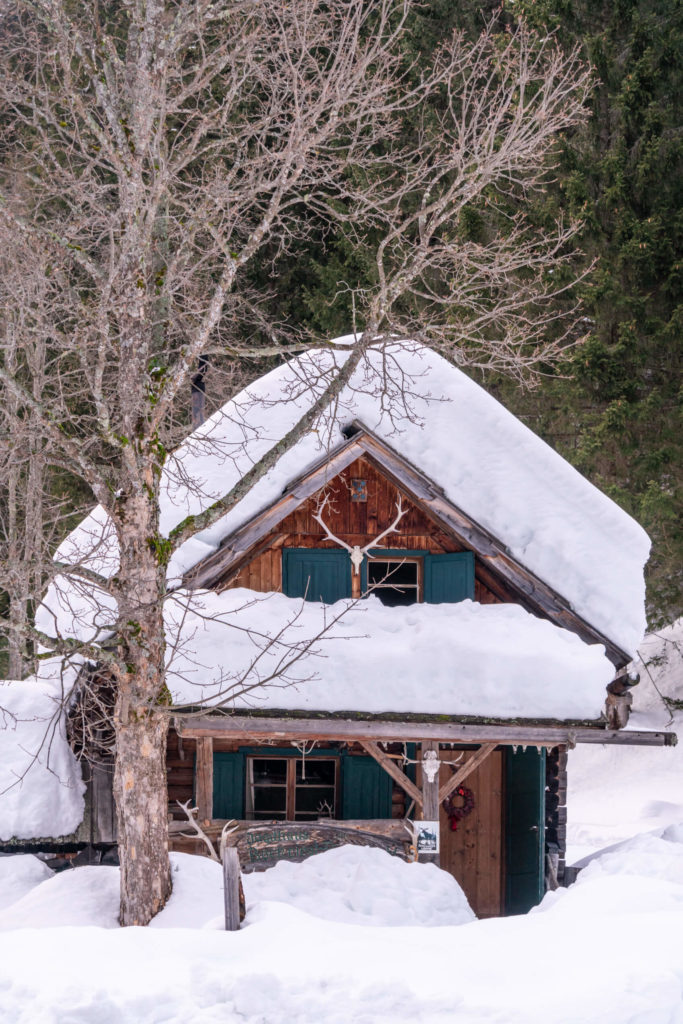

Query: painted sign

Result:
[226,822,408,871]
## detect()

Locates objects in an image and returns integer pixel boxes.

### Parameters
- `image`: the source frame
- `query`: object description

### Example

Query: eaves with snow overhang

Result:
[183,422,631,668]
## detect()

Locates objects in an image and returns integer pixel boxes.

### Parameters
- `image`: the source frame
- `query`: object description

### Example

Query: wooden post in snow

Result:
[419,740,441,867]
[222,847,241,931]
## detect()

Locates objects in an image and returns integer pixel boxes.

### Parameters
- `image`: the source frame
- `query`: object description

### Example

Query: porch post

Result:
[419,739,440,866]
[196,736,214,824]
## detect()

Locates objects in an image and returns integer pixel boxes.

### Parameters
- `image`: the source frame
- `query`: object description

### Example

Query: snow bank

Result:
[0,848,472,931]
[163,587,614,720]
[0,666,85,841]
[39,340,649,656]
[567,619,683,862]
[0,864,120,930]
[536,825,683,919]
[1,834,682,1023]
[0,855,52,912]
[241,845,475,927]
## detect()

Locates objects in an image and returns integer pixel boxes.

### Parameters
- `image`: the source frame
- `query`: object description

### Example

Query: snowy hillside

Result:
[568,619,683,864]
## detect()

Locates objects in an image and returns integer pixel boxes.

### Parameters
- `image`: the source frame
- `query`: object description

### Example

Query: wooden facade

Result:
[206,457,515,606]
[164,450,594,917]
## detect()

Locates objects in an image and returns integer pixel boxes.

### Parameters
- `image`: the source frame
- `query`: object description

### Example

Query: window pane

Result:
[252,758,288,785]
[253,786,287,814]
[295,760,336,786]
[295,787,336,816]
[368,560,418,586]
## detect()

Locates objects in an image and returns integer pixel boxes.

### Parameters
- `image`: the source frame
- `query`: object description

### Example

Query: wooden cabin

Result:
[159,420,667,918]
[3,342,673,917]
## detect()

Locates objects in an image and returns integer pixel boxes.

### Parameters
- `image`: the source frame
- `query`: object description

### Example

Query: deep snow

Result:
[163,587,614,718]
[0,834,682,1023]
[39,340,649,656]
[0,626,680,1023]
[0,668,85,841]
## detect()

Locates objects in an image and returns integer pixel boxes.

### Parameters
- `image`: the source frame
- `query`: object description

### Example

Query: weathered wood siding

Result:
[211,457,512,604]
[436,748,504,919]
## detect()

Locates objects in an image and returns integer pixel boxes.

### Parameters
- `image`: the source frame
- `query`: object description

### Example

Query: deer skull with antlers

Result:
[312,494,407,575]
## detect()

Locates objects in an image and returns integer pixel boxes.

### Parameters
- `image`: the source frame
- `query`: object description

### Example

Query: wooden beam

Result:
[420,741,440,821]
[360,740,423,808]
[195,736,214,824]
[178,715,676,748]
[438,742,497,803]
[419,740,440,866]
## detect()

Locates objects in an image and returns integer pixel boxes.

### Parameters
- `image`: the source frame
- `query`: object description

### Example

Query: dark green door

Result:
[212,751,245,819]
[341,754,393,819]
[282,548,351,603]
[505,746,546,914]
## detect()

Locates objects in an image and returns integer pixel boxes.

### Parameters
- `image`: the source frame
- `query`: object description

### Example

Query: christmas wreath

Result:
[442,785,475,831]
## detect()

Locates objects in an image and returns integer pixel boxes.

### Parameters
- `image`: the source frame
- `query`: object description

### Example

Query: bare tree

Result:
[0,0,592,925]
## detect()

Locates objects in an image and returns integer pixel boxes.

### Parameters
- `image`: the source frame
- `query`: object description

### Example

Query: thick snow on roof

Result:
[0,663,85,841]
[163,588,613,720]
[40,339,649,655]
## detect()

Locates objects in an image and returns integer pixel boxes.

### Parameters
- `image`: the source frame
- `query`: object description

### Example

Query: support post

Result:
[196,736,214,824]
[222,847,241,931]
[419,740,440,866]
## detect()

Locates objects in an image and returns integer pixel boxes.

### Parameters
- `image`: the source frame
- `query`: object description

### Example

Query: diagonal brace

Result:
[360,740,423,809]
[438,742,498,803]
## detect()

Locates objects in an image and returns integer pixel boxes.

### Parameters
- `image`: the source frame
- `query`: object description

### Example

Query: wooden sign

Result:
[225,821,408,871]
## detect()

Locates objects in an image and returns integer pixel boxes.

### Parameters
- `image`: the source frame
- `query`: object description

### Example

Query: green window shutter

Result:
[505,746,546,915]
[341,754,394,819]
[282,548,352,603]
[212,752,245,820]
[424,552,475,604]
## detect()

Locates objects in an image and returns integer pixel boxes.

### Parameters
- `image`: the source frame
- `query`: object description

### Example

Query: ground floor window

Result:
[245,756,338,820]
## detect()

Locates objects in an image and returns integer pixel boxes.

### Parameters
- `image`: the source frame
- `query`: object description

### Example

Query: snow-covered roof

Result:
[164,588,613,721]
[40,339,649,657]
[0,665,85,842]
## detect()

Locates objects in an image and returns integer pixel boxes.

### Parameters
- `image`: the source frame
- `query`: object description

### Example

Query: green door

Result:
[341,754,394,819]
[505,746,546,914]
[212,751,245,819]
[282,548,352,603]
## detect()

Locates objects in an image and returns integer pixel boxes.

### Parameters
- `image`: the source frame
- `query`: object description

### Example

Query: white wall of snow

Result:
[0,664,85,841]
[163,588,614,720]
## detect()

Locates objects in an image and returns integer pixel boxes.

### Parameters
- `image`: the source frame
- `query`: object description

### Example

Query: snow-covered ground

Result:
[1,834,682,1023]
[0,625,680,1023]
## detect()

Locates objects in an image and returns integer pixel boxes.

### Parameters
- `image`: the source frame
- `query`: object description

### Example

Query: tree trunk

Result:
[113,705,172,926]
[113,486,173,926]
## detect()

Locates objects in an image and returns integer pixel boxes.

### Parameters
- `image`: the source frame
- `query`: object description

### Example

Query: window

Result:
[366,557,421,606]
[245,756,338,820]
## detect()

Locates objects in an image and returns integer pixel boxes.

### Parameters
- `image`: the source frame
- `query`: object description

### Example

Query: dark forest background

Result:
[1,0,680,676]
[258,0,681,629]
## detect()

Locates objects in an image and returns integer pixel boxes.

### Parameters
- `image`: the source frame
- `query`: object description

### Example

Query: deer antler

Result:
[313,495,407,575]
[176,799,238,863]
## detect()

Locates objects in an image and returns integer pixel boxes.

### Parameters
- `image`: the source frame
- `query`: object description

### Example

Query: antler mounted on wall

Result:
[313,494,407,575]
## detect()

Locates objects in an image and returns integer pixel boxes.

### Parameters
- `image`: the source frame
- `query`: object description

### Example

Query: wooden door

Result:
[438,748,504,918]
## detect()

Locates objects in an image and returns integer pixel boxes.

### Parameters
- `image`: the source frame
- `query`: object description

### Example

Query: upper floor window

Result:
[367,557,421,605]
